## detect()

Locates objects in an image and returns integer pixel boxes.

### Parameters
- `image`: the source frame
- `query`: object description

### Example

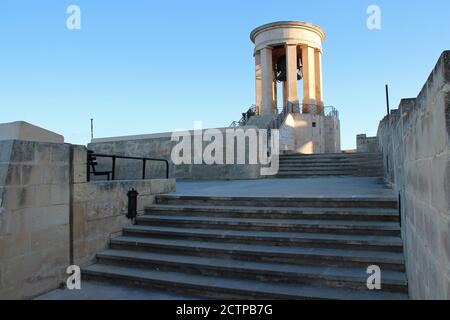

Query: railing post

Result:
[86,156,90,182]
[111,156,116,181]
[165,160,169,179]
[142,160,146,180]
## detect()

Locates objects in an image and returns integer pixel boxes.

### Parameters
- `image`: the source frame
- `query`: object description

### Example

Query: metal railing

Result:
[230,105,257,127]
[324,106,339,118]
[230,104,339,128]
[87,150,169,182]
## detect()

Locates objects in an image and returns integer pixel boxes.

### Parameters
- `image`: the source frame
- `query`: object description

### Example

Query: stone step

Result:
[277,170,383,174]
[110,236,406,271]
[144,204,400,221]
[276,173,385,178]
[279,160,383,166]
[276,172,384,178]
[123,225,403,252]
[95,249,408,293]
[279,160,382,165]
[279,155,382,160]
[135,215,400,236]
[83,262,407,299]
[278,162,383,168]
[278,167,383,173]
[280,153,382,159]
[155,195,398,209]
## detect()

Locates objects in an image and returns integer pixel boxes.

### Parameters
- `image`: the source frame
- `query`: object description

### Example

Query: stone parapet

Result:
[0,134,176,299]
[377,51,450,299]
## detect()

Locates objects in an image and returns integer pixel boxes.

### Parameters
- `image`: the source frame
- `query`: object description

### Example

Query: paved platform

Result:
[35,281,202,300]
[174,177,395,199]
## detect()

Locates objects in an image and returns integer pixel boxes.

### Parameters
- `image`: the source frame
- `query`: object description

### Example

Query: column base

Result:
[302,101,324,115]
[285,101,300,114]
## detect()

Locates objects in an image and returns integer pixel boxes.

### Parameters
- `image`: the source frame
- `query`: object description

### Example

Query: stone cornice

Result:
[250,21,326,43]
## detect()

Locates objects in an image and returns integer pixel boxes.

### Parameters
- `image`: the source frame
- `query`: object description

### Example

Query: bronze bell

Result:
[275,56,287,82]
[275,55,303,82]
[297,59,303,80]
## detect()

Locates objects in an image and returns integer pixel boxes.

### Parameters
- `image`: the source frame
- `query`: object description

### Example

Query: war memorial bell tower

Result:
[249,21,340,154]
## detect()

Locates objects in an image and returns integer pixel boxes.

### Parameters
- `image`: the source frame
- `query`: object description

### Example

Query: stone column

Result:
[301,45,317,113]
[255,51,262,115]
[260,47,275,114]
[285,44,300,113]
[272,77,278,112]
[314,49,324,114]
[283,81,288,113]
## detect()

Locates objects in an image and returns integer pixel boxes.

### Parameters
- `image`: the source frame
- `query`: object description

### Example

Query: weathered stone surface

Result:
[356,134,379,153]
[6,164,21,186]
[0,121,64,144]
[10,140,35,163]
[377,51,450,300]
[0,140,13,164]
[443,51,450,83]
[446,92,450,142]
[50,144,70,163]
[1,140,176,299]
[72,156,176,267]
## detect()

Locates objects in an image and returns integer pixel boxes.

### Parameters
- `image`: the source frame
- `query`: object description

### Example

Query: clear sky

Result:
[0,0,449,149]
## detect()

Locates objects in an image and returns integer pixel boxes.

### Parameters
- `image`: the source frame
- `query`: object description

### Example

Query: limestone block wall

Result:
[0,140,71,299]
[356,134,380,153]
[0,138,176,299]
[278,114,340,154]
[279,123,296,151]
[324,115,341,153]
[377,51,450,299]
[72,146,176,266]
[88,127,263,181]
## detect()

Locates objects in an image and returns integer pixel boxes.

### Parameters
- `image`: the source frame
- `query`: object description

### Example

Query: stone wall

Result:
[88,127,264,181]
[324,115,341,153]
[0,131,176,299]
[377,51,450,299]
[72,145,176,266]
[0,140,71,299]
[278,113,340,154]
[356,134,379,153]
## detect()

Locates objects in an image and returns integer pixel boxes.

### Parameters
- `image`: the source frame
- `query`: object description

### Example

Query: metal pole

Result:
[385,85,390,116]
[90,118,94,141]
[111,156,116,181]
[142,160,146,180]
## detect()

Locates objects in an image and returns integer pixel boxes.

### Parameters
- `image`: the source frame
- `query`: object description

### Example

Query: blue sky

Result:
[0,0,448,149]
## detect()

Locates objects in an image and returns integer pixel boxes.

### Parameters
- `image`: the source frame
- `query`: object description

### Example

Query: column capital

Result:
[299,44,322,52]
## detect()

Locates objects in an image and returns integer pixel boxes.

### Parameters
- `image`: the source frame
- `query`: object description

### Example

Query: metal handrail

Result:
[87,151,169,182]
[324,106,339,118]
[230,104,339,128]
[230,105,257,127]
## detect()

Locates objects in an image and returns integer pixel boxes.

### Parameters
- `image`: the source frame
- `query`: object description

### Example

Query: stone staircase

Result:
[83,194,408,300]
[276,153,384,178]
